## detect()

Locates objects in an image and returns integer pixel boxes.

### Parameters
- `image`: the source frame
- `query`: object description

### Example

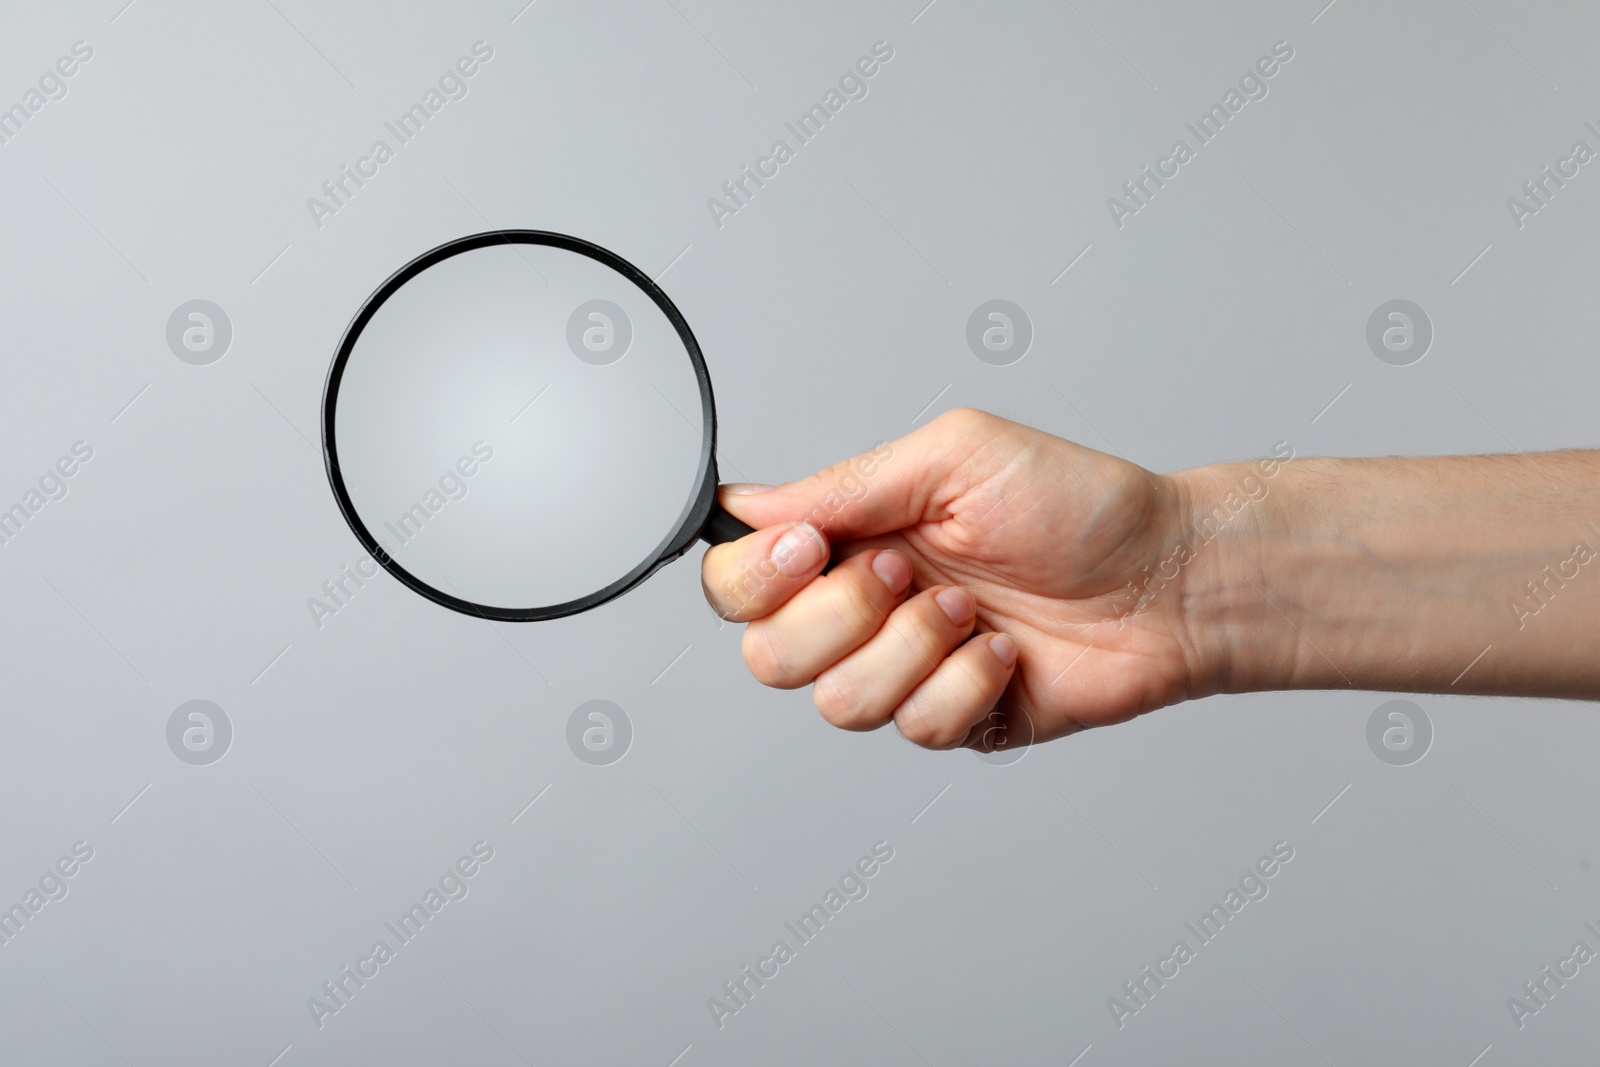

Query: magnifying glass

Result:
[321,230,755,622]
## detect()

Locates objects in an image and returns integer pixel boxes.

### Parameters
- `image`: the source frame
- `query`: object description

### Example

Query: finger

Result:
[741,549,914,689]
[701,519,829,622]
[810,585,980,731]
[717,408,1023,543]
[894,633,1019,750]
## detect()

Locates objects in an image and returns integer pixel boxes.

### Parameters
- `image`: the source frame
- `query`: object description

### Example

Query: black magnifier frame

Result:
[321,229,753,623]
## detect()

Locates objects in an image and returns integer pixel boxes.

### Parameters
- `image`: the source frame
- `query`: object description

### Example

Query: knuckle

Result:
[934,406,993,436]
[704,555,763,621]
[896,693,954,749]
[704,580,750,622]
[813,670,869,729]
[951,652,996,700]
[896,596,960,660]
[742,625,802,689]
[700,554,733,612]
[826,574,885,638]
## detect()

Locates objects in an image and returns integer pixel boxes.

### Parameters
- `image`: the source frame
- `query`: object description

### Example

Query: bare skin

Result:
[700,408,1600,752]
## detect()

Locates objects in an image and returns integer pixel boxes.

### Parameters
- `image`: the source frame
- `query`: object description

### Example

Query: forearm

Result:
[1174,450,1600,700]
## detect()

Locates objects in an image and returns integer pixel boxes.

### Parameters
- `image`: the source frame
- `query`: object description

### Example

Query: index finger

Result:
[715,408,1019,545]
[701,516,830,622]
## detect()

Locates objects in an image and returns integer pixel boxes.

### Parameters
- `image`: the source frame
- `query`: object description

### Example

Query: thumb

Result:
[716,408,994,542]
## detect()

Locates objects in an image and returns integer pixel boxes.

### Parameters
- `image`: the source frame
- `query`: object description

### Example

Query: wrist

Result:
[1166,450,1306,699]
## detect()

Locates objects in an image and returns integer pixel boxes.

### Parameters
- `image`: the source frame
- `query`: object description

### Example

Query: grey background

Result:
[1,1,1597,1064]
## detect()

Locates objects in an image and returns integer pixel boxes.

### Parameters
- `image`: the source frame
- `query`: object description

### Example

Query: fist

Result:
[701,409,1207,752]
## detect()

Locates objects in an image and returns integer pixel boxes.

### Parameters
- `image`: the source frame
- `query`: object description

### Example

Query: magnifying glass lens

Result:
[329,237,711,617]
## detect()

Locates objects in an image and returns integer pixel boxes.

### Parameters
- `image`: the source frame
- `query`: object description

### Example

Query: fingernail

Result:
[871,550,912,595]
[988,633,1018,669]
[724,483,774,495]
[771,522,826,577]
[934,587,974,624]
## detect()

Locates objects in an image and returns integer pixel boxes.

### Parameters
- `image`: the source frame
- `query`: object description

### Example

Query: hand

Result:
[700,408,1210,752]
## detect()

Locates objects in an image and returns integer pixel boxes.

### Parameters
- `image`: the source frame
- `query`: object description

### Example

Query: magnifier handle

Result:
[699,504,840,576]
[702,503,756,545]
